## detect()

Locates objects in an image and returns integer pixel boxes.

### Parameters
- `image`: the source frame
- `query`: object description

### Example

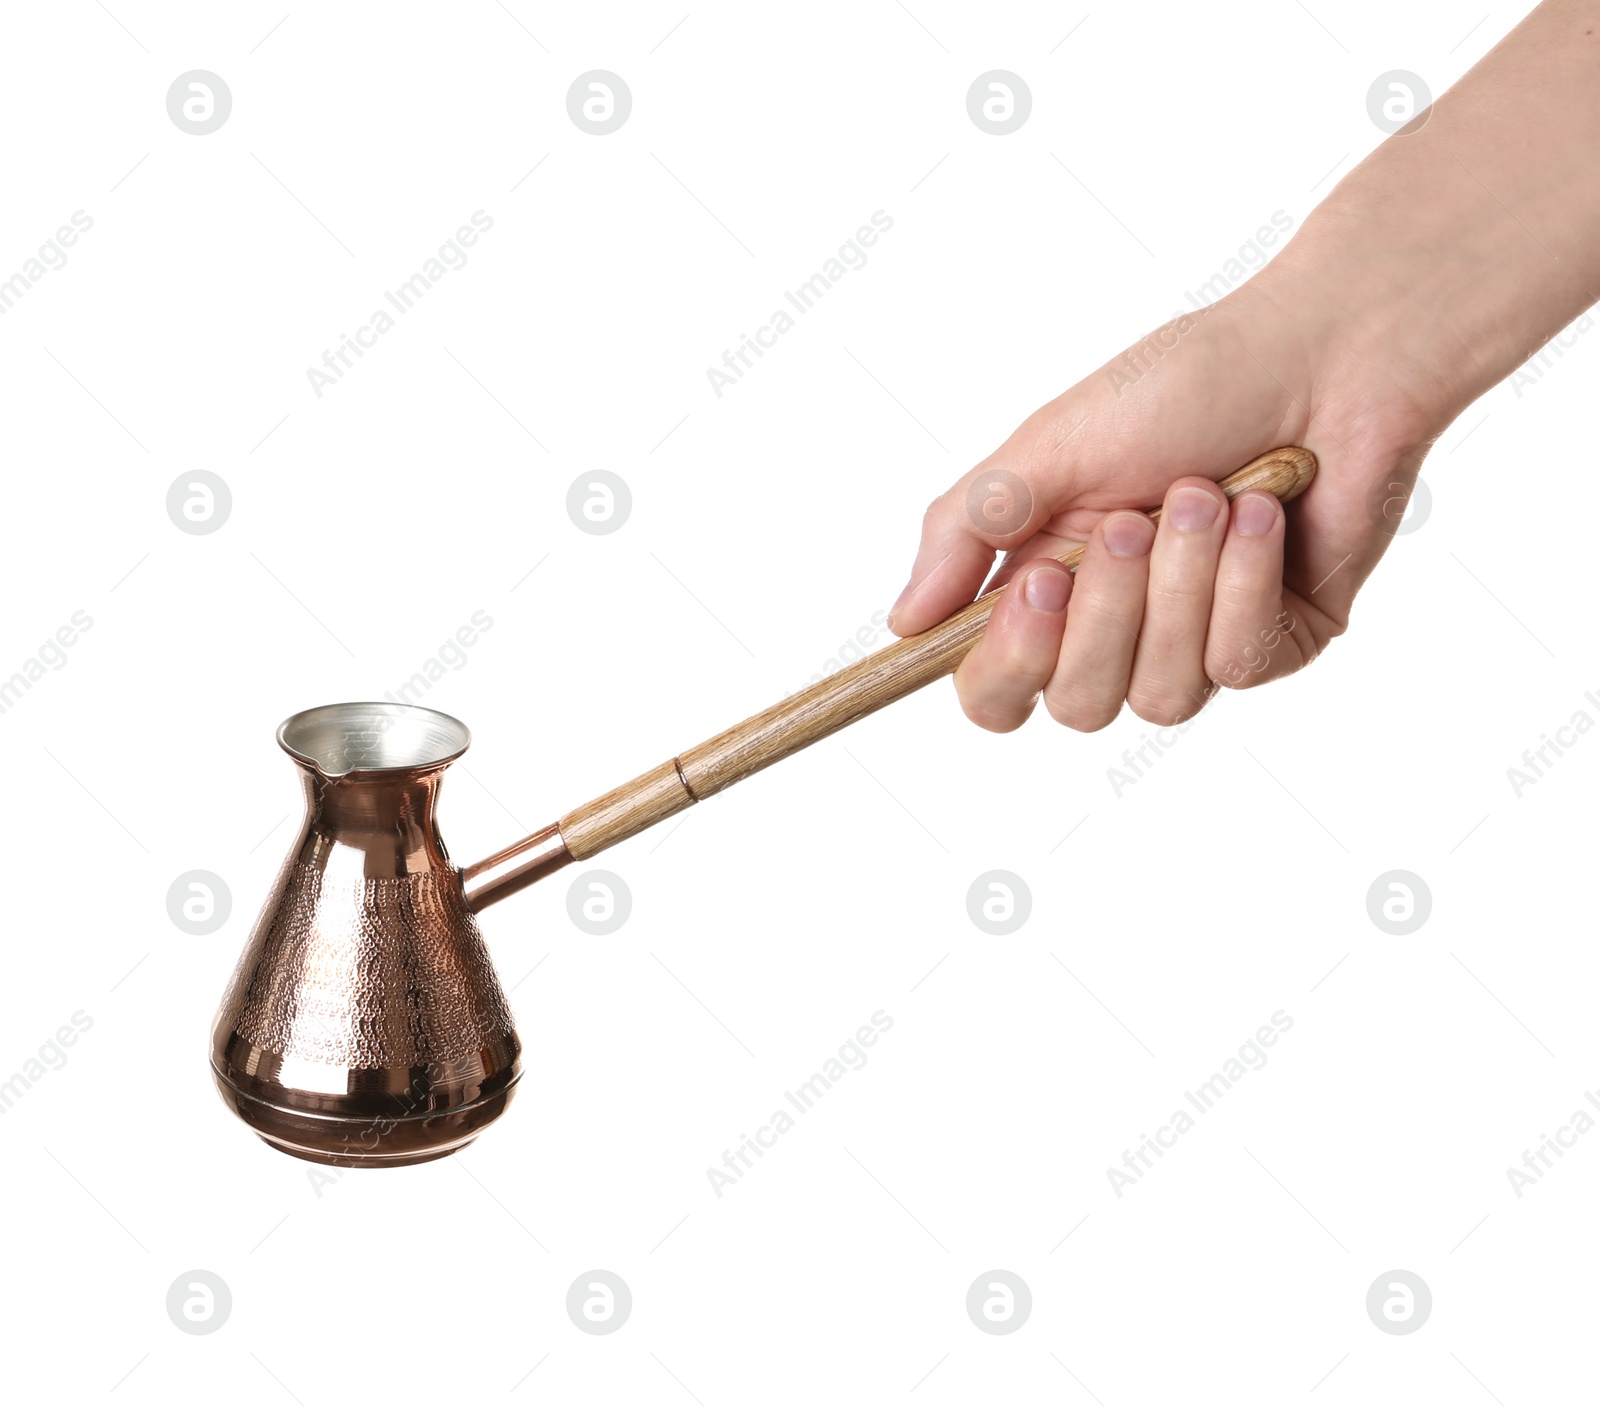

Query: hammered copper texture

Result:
[218,860,515,1068]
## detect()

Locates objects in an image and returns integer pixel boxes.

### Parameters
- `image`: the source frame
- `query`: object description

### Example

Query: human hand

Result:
[888,276,1438,731]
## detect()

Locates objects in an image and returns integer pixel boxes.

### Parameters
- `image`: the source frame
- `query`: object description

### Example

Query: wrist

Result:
[1219,252,1439,474]
[1262,3,1600,441]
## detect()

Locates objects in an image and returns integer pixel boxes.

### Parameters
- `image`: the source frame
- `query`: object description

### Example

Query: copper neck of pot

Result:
[299,766,455,876]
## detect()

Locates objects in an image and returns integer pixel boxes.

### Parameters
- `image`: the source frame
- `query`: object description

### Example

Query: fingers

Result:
[944,481,1304,735]
[1124,478,1230,725]
[1206,491,1294,689]
[952,561,1073,732]
[1041,513,1155,731]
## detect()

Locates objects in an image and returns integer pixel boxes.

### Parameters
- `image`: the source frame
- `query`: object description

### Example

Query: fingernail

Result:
[1169,487,1220,533]
[1234,492,1279,537]
[1024,565,1071,613]
[1103,512,1156,558]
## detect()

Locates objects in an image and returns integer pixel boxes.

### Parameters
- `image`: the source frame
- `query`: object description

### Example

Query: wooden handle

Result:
[559,446,1317,859]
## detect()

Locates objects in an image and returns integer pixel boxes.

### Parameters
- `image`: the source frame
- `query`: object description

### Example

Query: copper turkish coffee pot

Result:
[212,448,1316,1166]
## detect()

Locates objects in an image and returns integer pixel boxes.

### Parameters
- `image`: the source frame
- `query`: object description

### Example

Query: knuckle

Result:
[1126,686,1204,727]
[1210,580,1265,618]
[958,689,1030,735]
[1208,606,1308,688]
[1208,653,1267,691]
[1043,687,1121,733]
[1069,581,1141,634]
[1147,578,1214,612]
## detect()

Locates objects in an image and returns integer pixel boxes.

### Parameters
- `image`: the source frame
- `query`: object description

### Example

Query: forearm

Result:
[1270,0,1600,431]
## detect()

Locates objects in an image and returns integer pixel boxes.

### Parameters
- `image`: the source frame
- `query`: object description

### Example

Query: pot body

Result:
[211,761,521,1166]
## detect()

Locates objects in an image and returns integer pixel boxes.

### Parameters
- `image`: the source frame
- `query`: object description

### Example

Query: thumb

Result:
[889,444,1083,636]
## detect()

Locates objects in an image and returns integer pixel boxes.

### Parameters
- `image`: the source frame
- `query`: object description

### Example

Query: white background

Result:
[1,1,1595,1401]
